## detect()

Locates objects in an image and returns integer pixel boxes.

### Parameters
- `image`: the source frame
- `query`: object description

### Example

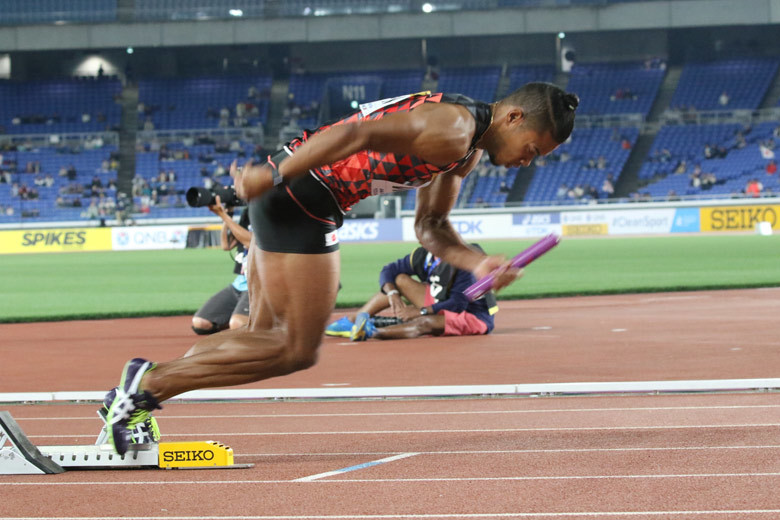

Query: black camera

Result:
[186,185,244,208]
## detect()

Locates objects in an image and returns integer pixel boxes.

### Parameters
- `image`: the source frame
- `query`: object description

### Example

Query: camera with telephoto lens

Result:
[185,184,244,208]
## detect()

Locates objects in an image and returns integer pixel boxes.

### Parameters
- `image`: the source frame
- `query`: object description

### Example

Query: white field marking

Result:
[235,445,780,458]
[4,473,780,487]
[3,513,780,520]
[321,384,351,387]
[640,295,711,303]
[293,452,419,482]
[531,326,552,330]
[25,423,780,440]
[15,404,780,421]
[611,328,628,332]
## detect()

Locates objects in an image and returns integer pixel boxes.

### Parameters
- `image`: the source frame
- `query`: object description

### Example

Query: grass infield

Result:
[1,234,778,323]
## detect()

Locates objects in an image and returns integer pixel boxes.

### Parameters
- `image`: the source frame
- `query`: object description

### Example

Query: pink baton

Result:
[464,233,561,301]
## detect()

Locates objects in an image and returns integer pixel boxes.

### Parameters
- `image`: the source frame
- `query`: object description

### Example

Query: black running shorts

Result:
[249,150,344,254]
[194,285,250,327]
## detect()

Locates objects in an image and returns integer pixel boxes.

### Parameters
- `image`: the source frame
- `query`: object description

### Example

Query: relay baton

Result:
[464,233,561,301]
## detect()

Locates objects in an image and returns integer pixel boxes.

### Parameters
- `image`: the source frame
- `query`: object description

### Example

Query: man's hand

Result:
[473,255,523,293]
[387,292,406,318]
[207,194,226,216]
[396,304,423,322]
[230,159,271,201]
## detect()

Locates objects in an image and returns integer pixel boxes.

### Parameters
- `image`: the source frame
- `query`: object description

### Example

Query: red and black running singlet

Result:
[284,92,493,213]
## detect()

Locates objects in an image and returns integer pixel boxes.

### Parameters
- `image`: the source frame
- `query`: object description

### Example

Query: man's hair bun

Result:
[562,92,579,111]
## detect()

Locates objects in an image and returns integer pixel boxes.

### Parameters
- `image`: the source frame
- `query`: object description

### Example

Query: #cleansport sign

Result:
[0,228,112,254]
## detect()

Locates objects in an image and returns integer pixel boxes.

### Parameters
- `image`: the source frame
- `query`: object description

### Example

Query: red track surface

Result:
[2,288,780,519]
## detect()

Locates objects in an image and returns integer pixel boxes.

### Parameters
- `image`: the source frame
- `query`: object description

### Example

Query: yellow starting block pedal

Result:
[158,441,236,469]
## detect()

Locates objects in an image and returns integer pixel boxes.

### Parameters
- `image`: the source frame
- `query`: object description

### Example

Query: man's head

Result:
[482,82,578,168]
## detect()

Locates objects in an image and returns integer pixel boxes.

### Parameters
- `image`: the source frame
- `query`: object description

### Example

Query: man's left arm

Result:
[414,155,521,292]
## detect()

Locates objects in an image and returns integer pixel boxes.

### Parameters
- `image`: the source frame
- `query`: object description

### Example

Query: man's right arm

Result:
[232,103,474,201]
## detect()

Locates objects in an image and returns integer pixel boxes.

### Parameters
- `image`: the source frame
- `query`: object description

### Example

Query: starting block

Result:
[0,411,252,475]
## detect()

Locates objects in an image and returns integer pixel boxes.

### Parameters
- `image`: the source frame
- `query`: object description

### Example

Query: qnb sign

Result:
[702,206,779,231]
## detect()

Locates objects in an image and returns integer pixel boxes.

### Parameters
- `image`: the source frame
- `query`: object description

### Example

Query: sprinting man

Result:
[104,83,578,454]
[325,243,498,341]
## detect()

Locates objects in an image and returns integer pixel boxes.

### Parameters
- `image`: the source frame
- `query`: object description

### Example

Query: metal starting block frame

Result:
[0,411,252,475]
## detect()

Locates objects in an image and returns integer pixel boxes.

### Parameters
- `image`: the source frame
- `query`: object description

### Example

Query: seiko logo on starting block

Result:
[158,441,234,468]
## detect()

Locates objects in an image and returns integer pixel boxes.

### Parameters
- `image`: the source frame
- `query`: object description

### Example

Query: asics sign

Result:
[337,219,403,242]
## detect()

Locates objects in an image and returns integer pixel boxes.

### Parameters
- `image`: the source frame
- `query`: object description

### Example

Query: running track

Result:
[1,288,779,519]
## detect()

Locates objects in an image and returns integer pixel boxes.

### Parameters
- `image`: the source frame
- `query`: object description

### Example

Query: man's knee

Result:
[192,317,218,335]
[229,314,248,330]
[285,348,319,372]
[394,273,413,287]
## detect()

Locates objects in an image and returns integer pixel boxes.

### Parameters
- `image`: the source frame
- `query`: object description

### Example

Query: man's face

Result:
[487,111,561,168]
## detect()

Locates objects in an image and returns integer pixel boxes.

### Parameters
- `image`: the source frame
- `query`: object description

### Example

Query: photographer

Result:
[191,194,252,335]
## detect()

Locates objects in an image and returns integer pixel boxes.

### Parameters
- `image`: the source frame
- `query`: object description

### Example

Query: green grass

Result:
[1,234,778,322]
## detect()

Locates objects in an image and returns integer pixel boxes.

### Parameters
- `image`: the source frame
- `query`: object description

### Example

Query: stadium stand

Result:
[524,127,640,204]
[669,58,779,111]
[0,0,115,25]
[0,144,118,223]
[0,78,122,135]
[564,61,666,117]
[638,121,780,199]
[137,76,273,131]
[506,64,557,94]
[436,66,502,103]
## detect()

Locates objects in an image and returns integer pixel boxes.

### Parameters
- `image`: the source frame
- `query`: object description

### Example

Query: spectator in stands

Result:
[674,160,687,174]
[66,164,77,180]
[773,125,780,139]
[82,198,100,220]
[597,156,607,170]
[192,198,252,335]
[90,175,103,192]
[325,244,497,342]
[601,174,615,198]
[11,182,19,197]
[556,183,569,200]
[572,184,585,199]
[701,172,717,190]
[666,190,680,201]
[621,138,632,150]
[767,160,777,176]
[718,91,730,107]
[586,185,599,199]
[690,171,701,188]
[143,117,155,131]
[745,178,763,197]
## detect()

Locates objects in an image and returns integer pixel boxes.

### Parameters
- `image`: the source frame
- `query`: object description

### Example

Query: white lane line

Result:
[4,472,780,486]
[25,423,780,439]
[236,445,780,457]
[2,512,780,519]
[15,404,780,421]
[293,452,418,482]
